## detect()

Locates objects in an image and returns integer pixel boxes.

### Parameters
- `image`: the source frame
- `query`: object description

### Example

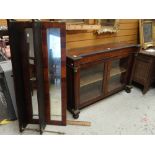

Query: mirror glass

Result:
[25,28,39,119]
[100,19,116,26]
[46,28,62,121]
[143,22,153,43]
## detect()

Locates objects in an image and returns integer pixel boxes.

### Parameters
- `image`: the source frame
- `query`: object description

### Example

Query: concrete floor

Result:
[0,86,155,135]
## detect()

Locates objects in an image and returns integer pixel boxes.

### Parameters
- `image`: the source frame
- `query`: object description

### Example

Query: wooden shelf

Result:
[66,23,101,30]
[80,88,101,103]
[108,72,125,91]
[80,72,103,87]
[108,82,124,92]
[110,67,126,77]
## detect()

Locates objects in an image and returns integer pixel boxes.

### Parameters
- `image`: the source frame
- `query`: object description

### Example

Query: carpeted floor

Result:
[0,86,155,135]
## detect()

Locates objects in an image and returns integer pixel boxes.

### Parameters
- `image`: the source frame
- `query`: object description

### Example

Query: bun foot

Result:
[73,113,79,119]
[125,85,132,93]
[71,109,80,119]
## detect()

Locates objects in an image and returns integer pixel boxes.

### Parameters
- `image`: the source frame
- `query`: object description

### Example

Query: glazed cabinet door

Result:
[79,61,105,107]
[106,56,129,94]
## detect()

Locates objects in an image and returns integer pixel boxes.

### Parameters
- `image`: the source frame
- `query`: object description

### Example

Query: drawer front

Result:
[79,48,134,65]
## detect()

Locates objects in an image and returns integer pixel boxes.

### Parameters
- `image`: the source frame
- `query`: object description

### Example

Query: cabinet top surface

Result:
[67,43,140,60]
[140,48,155,57]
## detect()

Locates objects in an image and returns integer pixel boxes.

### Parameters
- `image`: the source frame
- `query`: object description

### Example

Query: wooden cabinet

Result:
[67,43,140,119]
[132,49,155,94]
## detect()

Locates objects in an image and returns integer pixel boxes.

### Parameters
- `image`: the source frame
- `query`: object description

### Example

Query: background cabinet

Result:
[67,43,140,118]
[132,49,155,94]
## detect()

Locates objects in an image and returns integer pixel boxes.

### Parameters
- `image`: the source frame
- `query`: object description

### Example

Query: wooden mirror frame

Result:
[96,19,119,34]
[139,19,154,49]
[41,22,66,126]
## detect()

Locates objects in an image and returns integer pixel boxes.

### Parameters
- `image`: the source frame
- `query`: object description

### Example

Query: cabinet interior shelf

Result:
[80,72,103,87]
[108,82,124,92]
[110,67,126,77]
[80,88,101,103]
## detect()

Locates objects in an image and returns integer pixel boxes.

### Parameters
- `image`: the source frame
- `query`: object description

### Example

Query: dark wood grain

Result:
[8,21,33,131]
[67,43,140,57]
[33,21,46,134]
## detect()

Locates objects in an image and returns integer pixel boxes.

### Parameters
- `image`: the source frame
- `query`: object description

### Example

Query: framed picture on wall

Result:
[139,20,154,49]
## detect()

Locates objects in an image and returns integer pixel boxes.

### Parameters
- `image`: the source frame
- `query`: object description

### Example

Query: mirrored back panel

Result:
[143,22,152,43]
[41,22,66,125]
[46,28,62,121]
[25,28,39,120]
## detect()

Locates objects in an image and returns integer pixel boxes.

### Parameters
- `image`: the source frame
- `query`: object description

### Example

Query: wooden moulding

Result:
[66,23,101,30]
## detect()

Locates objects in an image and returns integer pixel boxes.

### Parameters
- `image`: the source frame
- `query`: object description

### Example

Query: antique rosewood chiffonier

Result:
[67,43,140,118]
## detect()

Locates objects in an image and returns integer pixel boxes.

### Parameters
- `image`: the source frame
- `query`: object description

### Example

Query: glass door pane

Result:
[80,63,104,104]
[108,57,128,92]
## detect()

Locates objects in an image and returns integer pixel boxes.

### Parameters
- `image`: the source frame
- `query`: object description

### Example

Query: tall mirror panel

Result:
[25,28,39,120]
[46,28,62,121]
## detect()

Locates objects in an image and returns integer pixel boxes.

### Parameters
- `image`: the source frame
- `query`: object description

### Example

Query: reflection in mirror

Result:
[25,28,39,119]
[143,23,152,43]
[47,28,62,121]
[139,20,154,49]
